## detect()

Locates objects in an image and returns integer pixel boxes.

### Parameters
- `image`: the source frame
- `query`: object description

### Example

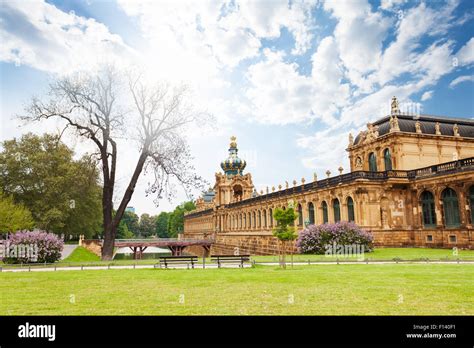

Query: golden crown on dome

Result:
[220,136,246,177]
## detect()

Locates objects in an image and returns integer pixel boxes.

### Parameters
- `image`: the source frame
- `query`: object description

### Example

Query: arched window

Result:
[442,188,460,227]
[421,191,436,227]
[347,197,355,222]
[248,212,251,228]
[369,152,377,172]
[322,201,328,224]
[383,148,392,171]
[239,214,242,229]
[333,199,341,222]
[253,212,256,228]
[263,209,267,227]
[308,202,315,225]
[297,204,303,226]
[243,214,246,229]
[269,209,273,227]
[470,186,474,224]
[258,211,261,228]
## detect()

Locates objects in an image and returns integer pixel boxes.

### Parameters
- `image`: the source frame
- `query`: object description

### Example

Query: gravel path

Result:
[60,244,78,260]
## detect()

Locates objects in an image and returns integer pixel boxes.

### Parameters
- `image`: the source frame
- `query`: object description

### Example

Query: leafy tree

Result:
[121,211,140,236]
[116,220,134,239]
[273,207,298,269]
[0,133,102,238]
[167,201,196,237]
[155,212,170,238]
[139,213,156,238]
[0,192,34,233]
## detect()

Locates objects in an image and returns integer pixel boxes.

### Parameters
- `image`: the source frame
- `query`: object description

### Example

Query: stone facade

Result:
[184,98,474,254]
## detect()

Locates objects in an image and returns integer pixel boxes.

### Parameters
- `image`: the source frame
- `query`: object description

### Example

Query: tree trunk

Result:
[100,150,148,260]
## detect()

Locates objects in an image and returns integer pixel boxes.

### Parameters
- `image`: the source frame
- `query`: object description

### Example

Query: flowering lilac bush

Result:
[2,230,63,264]
[296,221,373,254]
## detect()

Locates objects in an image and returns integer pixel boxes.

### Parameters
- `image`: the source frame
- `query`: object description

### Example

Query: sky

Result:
[0,0,473,216]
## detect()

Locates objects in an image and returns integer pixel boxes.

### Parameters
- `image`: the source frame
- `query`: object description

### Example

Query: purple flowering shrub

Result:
[296,221,374,254]
[2,230,63,264]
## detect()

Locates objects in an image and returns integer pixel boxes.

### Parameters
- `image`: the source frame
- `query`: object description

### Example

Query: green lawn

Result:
[1,264,472,315]
[63,246,101,262]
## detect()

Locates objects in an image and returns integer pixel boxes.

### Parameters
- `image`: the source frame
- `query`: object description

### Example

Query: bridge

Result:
[111,238,214,259]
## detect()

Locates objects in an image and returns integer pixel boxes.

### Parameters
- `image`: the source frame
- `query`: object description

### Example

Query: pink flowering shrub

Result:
[296,221,374,254]
[2,230,63,263]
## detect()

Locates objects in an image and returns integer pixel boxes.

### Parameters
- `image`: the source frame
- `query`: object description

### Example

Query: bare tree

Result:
[23,67,206,260]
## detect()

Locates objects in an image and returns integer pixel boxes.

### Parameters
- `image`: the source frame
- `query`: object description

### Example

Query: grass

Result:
[1,264,473,315]
[63,246,100,262]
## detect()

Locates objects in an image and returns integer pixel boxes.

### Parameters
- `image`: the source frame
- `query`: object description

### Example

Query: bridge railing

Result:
[113,238,214,243]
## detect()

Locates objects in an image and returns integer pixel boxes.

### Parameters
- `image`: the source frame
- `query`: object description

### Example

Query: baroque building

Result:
[184,97,474,255]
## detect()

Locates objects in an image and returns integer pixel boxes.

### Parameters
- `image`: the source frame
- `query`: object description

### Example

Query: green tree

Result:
[0,192,34,233]
[167,201,196,237]
[121,211,140,236]
[116,220,134,239]
[273,207,298,269]
[155,212,170,238]
[0,133,102,238]
[139,213,156,238]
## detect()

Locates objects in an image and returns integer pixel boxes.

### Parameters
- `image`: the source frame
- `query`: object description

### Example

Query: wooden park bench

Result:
[155,255,198,269]
[211,254,250,268]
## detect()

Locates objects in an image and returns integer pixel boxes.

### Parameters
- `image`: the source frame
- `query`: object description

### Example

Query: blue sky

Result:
[1,0,473,215]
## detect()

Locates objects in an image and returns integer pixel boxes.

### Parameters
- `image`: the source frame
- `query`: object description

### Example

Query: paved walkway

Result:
[1,260,472,273]
[0,263,251,272]
[60,244,78,260]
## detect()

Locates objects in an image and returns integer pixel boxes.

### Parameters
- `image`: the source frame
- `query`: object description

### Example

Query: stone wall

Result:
[184,228,473,256]
[81,239,102,256]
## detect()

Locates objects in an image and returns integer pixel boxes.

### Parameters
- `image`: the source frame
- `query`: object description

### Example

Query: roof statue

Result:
[453,123,460,137]
[391,96,400,114]
[415,121,422,134]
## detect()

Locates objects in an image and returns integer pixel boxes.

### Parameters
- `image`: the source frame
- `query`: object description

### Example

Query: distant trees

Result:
[121,211,140,236]
[139,213,156,238]
[167,201,196,237]
[155,212,170,238]
[0,133,102,238]
[0,192,34,233]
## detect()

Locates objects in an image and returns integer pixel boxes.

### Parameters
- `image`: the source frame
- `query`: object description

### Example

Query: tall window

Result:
[269,209,273,227]
[322,201,328,223]
[258,211,261,228]
[421,191,436,227]
[308,202,315,225]
[253,212,256,228]
[243,214,246,229]
[369,152,377,172]
[347,197,355,222]
[470,186,474,224]
[240,214,242,229]
[383,148,392,171]
[263,209,267,227]
[333,199,341,222]
[442,188,460,227]
[297,204,303,226]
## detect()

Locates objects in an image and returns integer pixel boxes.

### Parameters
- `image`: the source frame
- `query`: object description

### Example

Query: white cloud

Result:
[324,0,391,90]
[421,90,434,101]
[244,49,315,125]
[0,0,136,75]
[456,37,474,65]
[449,75,474,88]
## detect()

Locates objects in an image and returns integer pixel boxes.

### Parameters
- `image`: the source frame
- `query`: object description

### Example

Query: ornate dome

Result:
[220,136,246,177]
